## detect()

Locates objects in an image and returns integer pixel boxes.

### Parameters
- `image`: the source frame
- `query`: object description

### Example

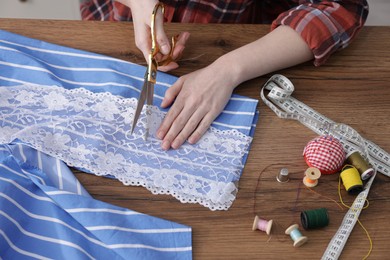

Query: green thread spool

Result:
[301,208,329,230]
[346,151,374,180]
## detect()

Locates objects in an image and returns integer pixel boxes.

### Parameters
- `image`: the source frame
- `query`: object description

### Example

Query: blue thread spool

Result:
[285,224,308,247]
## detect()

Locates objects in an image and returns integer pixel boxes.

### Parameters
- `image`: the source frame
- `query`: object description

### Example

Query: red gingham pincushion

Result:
[303,135,346,174]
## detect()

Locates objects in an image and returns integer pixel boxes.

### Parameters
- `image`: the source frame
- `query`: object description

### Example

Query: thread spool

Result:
[285,224,308,247]
[340,165,363,194]
[301,208,329,230]
[276,168,290,183]
[252,215,273,235]
[346,151,374,180]
[303,167,321,187]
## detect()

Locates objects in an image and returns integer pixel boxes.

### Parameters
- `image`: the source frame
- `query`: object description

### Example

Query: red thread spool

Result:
[303,135,345,174]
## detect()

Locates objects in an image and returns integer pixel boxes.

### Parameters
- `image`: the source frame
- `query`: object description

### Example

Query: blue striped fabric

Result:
[0,143,192,259]
[0,29,258,135]
[0,29,259,211]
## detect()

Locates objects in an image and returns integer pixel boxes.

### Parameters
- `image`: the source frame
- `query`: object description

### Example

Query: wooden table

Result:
[1,19,389,259]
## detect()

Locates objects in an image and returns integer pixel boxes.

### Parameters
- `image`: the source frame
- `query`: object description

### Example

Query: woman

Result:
[80,0,369,150]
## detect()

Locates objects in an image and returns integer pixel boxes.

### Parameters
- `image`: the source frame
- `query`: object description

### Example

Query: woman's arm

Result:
[157,0,369,150]
[272,0,369,66]
[157,25,313,150]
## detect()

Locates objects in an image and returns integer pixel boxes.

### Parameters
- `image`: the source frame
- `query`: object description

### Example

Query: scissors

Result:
[131,3,176,140]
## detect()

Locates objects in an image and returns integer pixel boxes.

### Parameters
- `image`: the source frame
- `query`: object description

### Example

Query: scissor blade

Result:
[131,80,149,134]
[146,82,154,106]
[142,81,155,140]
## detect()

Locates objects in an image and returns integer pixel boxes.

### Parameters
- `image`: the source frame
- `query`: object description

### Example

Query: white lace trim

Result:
[0,84,253,210]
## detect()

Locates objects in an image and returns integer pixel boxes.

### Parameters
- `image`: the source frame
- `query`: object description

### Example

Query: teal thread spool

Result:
[285,224,308,247]
[301,208,329,230]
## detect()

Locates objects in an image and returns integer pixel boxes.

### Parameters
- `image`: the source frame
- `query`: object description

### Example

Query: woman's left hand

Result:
[156,62,236,150]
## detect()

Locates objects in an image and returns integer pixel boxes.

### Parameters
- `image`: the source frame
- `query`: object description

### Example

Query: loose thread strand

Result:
[292,181,303,224]
[253,163,283,216]
[305,186,344,211]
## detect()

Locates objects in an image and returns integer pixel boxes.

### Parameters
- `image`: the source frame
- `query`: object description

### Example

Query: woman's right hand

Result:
[116,0,189,71]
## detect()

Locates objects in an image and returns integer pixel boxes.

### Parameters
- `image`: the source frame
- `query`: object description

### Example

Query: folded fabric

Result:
[0,143,192,259]
[0,29,259,210]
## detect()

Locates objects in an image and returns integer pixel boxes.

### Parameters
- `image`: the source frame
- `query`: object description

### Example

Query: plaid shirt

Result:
[80,0,369,65]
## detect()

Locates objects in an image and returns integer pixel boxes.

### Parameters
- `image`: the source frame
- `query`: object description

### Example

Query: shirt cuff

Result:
[271,2,367,66]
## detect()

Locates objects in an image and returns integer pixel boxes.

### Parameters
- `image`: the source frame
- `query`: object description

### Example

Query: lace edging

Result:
[0,84,253,210]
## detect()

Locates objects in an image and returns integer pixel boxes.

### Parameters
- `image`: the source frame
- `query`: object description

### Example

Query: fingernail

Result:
[162,140,170,150]
[161,44,170,55]
[188,135,198,145]
[160,99,166,108]
[171,140,179,150]
[157,130,164,139]
[183,32,190,41]
[188,137,195,144]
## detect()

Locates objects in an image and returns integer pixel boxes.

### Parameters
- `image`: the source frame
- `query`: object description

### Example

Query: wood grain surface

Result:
[1,19,389,259]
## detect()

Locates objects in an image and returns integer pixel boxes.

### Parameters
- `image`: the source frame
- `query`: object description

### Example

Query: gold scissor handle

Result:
[150,3,164,57]
[150,3,177,67]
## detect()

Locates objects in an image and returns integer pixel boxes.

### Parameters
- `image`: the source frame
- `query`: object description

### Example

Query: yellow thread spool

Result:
[303,167,321,187]
[340,165,363,194]
[346,151,374,180]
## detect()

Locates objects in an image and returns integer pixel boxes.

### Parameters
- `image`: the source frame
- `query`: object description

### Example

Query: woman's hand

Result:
[156,62,237,150]
[116,0,189,71]
[157,32,190,72]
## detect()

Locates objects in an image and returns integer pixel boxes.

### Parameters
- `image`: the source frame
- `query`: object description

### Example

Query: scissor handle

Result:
[150,3,165,57]
[150,3,177,67]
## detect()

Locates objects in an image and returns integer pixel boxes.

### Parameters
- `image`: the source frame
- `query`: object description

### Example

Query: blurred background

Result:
[0,0,81,20]
[0,0,388,25]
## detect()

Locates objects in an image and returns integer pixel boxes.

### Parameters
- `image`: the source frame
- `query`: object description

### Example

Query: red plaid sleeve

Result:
[271,1,369,66]
[79,0,256,23]
[80,0,131,21]
[80,0,369,66]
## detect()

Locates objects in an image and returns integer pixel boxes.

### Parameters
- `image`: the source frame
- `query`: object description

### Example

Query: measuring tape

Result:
[260,74,390,259]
